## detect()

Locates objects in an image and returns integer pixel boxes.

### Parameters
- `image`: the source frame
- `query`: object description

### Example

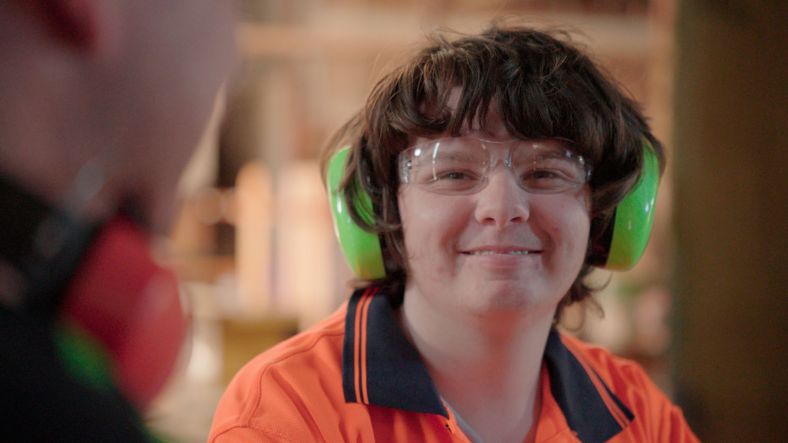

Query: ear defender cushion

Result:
[61,216,186,410]
[590,142,660,270]
[327,146,386,280]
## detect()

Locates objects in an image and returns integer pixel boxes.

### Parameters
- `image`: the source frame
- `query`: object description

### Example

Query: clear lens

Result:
[407,139,488,193]
[399,137,589,195]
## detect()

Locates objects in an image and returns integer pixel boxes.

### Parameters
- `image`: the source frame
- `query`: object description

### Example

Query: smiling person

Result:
[210,24,698,442]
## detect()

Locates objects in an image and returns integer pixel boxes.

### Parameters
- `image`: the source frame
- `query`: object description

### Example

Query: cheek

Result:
[538,196,591,251]
[574,190,593,245]
[397,194,421,260]
[398,193,466,262]
[399,196,432,259]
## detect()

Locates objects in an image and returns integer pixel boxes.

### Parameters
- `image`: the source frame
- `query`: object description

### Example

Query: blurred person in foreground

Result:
[0,1,236,441]
[210,24,698,442]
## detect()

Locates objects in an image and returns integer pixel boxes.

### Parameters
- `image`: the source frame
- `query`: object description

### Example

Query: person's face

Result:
[398,110,591,319]
[115,0,238,231]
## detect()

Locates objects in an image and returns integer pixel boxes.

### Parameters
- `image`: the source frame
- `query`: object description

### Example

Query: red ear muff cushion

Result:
[61,217,186,410]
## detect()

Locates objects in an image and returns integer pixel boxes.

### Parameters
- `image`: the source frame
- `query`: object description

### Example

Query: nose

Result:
[473,167,530,229]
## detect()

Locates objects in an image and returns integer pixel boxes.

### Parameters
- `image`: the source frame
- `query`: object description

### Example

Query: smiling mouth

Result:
[461,249,541,256]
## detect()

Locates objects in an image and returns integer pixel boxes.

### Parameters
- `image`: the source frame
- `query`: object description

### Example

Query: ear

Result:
[30,0,102,51]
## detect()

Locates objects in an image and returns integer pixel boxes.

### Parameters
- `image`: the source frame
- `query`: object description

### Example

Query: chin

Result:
[467,287,554,315]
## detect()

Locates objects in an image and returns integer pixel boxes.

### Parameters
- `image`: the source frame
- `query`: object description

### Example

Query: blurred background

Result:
[145,0,786,441]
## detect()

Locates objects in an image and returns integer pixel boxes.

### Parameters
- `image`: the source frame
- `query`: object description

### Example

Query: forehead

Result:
[413,87,579,155]
[412,87,510,147]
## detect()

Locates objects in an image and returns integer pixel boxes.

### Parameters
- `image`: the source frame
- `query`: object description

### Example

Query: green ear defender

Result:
[327,146,386,280]
[327,142,659,278]
[588,142,660,270]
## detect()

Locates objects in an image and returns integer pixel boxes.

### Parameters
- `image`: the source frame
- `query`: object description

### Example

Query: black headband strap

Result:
[0,175,96,314]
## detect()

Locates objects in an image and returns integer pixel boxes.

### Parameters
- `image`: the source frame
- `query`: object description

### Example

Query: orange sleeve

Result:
[561,335,700,442]
[665,404,701,443]
[207,364,318,443]
[207,355,311,443]
[208,328,361,443]
[620,361,701,442]
[211,426,292,443]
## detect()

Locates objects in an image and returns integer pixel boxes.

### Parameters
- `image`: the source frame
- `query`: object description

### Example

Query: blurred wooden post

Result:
[275,161,336,328]
[236,162,273,315]
[672,1,787,440]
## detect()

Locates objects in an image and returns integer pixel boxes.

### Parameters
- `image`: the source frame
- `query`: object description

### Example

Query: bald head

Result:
[0,0,237,232]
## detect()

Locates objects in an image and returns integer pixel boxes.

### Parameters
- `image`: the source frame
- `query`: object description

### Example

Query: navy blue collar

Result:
[342,288,634,442]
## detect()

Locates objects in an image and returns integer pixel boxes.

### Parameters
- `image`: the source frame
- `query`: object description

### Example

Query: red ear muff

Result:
[61,216,186,410]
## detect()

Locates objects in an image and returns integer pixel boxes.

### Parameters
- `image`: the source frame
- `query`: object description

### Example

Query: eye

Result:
[521,168,568,185]
[519,165,583,192]
[419,167,483,193]
[433,170,477,181]
[528,169,562,180]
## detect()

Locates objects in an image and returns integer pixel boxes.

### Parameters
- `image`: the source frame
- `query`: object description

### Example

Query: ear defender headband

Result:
[327,141,659,278]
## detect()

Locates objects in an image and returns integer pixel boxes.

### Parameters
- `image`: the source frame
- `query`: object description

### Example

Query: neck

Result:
[400,292,555,443]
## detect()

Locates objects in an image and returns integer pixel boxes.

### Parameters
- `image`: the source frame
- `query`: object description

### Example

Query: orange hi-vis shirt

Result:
[209,288,699,442]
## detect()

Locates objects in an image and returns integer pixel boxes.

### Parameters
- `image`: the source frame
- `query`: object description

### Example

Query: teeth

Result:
[473,250,531,255]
